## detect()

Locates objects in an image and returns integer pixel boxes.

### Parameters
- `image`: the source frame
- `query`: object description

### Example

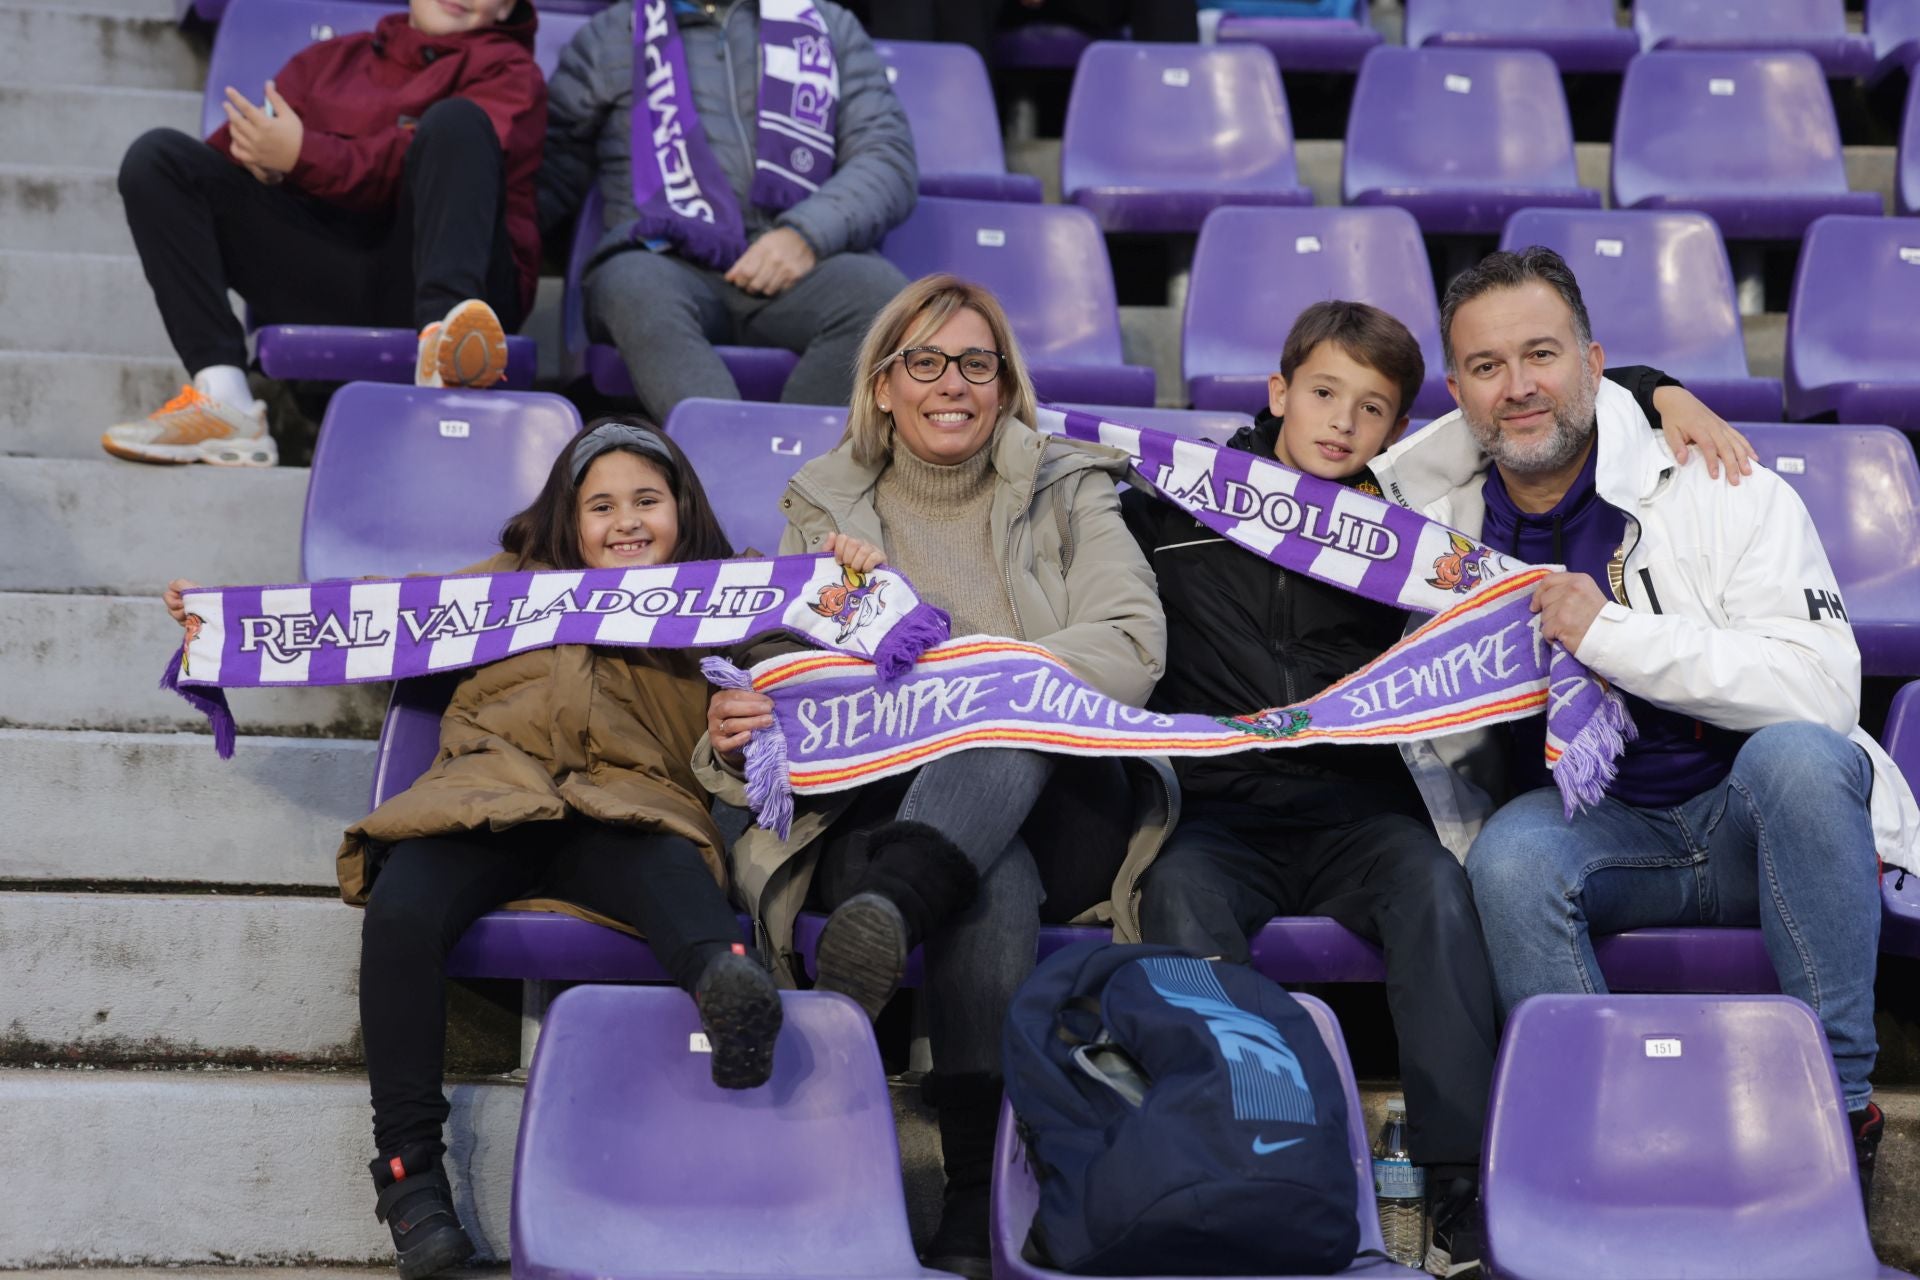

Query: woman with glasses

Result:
[696,273,1169,1278]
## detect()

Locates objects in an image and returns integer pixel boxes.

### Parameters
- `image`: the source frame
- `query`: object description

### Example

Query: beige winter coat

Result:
[339,553,725,931]
[692,418,1177,981]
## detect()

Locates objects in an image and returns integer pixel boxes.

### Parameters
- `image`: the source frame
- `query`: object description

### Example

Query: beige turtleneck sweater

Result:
[871,440,1021,638]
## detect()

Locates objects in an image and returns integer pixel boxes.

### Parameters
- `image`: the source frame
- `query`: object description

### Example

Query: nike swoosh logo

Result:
[1252,1136,1304,1155]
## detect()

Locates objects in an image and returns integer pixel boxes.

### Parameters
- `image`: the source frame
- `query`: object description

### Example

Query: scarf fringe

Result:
[701,656,795,840]
[160,648,236,760]
[871,602,950,682]
[1551,686,1637,817]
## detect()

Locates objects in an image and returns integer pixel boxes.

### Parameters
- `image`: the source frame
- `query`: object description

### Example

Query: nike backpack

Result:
[1002,940,1361,1276]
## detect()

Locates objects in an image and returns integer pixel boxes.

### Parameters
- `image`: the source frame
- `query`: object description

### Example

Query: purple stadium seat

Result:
[1612,51,1882,241]
[1343,46,1599,236]
[513,986,948,1280]
[880,197,1156,406]
[1182,206,1453,418]
[1498,209,1782,421]
[992,23,1094,71]
[662,398,845,555]
[872,41,1042,203]
[177,0,225,24]
[1214,0,1385,76]
[1054,403,1255,447]
[1736,423,1920,676]
[1784,216,1920,428]
[1879,681,1920,957]
[255,325,536,389]
[1060,43,1311,234]
[990,993,1424,1280]
[1590,928,1777,992]
[1871,0,1920,86]
[1635,0,1876,79]
[300,383,580,581]
[1405,0,1638,73]
[563,186,797,403]
[1902,76,1920,216]
[200,0,390,139]
[532,6,589,79]
[1483,995,1901,1280]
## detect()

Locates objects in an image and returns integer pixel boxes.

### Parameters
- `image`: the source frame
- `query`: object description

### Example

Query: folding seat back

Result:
[513,986,947,1280]
[1053,404,1255,447]
[1499,208,1781,420]
[533,7,590,80]
[1635,0,1874,76]
[1873,0,1920,83]
[989,991,1420,1279]
[1061,42,1310,233]
[1404,0,1638,73]
[301,383,581,581]
[1212,0,1384,76]
[201,0,391,136]
[1343,46,1597,234]
[1880,681,1920,956]
[1612,51,1879,239]
[872,40,1041,203]
[881,197,1154,404]
[664,398,843,556]
[1785,215,1920,429]
[1483,995,1890,1280]
[1901,75,1920,217]
[1182,205,1449,417]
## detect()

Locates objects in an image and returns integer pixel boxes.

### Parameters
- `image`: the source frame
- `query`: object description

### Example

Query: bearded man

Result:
[1368,246,1920,1214]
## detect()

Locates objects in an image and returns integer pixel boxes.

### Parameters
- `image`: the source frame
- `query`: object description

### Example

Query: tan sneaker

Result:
[416,299,508,389]
[102,385,277,467]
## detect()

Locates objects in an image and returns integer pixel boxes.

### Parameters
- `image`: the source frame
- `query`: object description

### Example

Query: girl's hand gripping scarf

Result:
[161,554,950,757]
[704,408,1636,838]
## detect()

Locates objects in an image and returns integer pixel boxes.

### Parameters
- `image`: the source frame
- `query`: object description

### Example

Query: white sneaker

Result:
[101,385,278,467]
[415,299,509,389]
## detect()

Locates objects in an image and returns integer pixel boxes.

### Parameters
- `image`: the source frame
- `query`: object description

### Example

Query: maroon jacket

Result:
[208,4,547,316]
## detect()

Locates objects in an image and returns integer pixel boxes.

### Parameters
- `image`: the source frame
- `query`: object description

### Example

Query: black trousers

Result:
[118,96,521,377]
[1137,802,1498,1169]
[359,817,741,1157]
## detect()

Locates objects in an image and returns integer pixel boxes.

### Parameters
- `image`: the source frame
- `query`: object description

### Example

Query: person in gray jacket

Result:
[540,0,916,419]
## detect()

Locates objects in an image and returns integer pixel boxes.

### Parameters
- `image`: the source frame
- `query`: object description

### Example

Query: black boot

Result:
[694,943,784,1090]
[920,1072,1002,1280]
[1853,1101,1884,1215]
[371,1145,475,1280]
[816,820,978,1019]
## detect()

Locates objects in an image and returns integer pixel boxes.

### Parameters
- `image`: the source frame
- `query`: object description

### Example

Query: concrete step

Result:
[0,83,198,170]
[0,0,183,15]
[0,6,206,92]
[0,1067,519,1266]
[0,351,185,458]
[1,728,371,885]
[0,456,306,594]
[0,595,387,736]
[0,891,367,1060]
[0,163,131,255]
[0,249,177,358]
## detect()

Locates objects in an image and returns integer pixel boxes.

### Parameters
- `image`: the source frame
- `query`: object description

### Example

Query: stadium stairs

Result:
[0,0,1912,1271]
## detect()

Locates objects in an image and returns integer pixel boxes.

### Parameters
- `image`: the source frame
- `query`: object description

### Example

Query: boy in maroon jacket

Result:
[105,0,546,467]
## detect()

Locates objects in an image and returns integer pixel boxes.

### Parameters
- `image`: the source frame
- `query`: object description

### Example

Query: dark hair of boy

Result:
[1279,299,1426,435]
[1438,245,1594,374]
[501,417,735,569]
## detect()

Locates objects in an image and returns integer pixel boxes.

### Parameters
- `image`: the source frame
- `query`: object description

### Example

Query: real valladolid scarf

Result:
[630,0,838,269]
[162,555,948,757]
[700,407,1635,838]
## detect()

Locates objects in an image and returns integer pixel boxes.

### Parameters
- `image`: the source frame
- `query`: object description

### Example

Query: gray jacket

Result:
[539,0,917,264]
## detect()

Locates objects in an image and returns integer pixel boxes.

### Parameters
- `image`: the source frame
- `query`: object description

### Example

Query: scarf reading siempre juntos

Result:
[161,554,950,757]
[701,408,1636,839]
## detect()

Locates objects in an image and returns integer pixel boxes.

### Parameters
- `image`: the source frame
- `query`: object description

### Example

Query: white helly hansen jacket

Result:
[1367,378,1920,875]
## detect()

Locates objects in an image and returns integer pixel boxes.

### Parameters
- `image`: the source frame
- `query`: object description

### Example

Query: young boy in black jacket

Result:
[1125,301,1687,1279]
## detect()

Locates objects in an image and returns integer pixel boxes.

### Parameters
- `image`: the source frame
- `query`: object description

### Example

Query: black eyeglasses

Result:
[893,346,1004,385]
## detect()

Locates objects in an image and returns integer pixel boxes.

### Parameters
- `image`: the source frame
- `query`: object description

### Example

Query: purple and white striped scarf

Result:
[162,554,946,757]
[630,0,838,270]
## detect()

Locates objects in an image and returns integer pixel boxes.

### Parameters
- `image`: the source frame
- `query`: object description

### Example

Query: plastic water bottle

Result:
[1372,1096,1426,1267]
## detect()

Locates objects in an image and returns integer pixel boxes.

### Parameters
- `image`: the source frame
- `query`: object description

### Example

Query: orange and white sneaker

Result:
[101,385,277,467]
[416,299,509,389]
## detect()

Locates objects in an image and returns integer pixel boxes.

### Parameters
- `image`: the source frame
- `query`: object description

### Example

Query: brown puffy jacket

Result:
[337,554,723,930]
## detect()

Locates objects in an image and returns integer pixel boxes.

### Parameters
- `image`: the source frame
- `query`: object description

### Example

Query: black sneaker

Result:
[1425,1176,1483,1278]
[371,1151,475,1280]
[1853,1102,1884,1214]
[694,944,783,1089]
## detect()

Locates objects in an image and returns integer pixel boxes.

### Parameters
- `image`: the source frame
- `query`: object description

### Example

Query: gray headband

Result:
[570,422,674,486]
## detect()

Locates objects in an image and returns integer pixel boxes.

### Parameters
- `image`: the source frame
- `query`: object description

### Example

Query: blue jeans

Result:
[1466,722,1880,1106]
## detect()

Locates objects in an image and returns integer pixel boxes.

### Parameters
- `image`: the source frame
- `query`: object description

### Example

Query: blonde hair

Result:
[843,273,1040,468]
